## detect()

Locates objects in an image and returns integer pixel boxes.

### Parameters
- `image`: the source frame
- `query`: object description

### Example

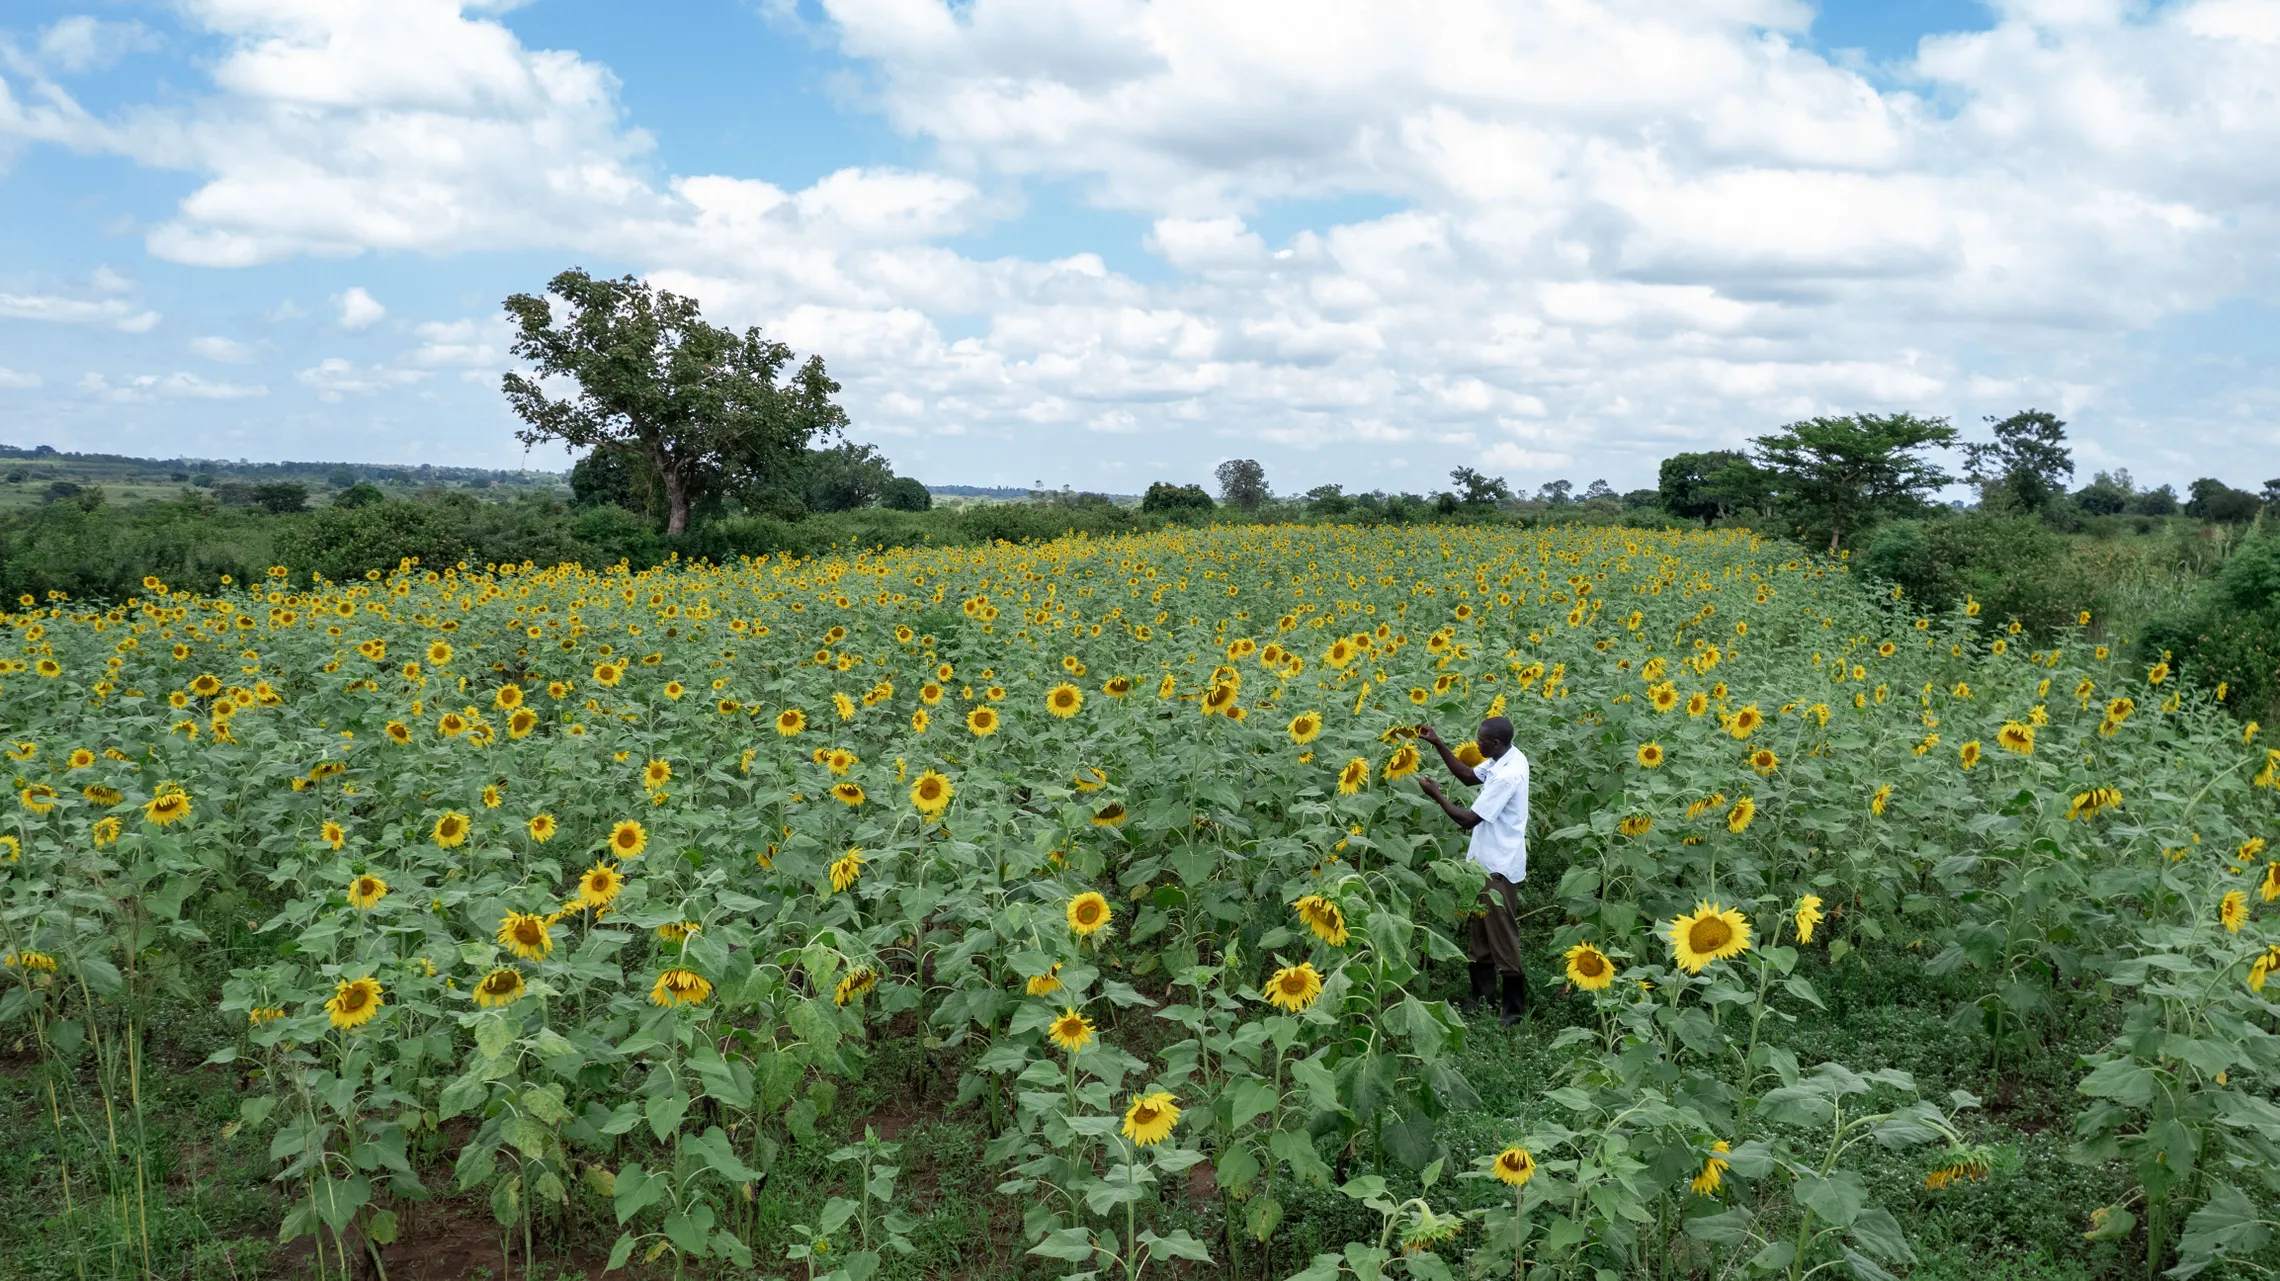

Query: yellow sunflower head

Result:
[1668,902,1753,973]
[1564,942,1615,990]
[1264,962,1324,1012]
[1067,891,1113,936]
[610,819,648,858]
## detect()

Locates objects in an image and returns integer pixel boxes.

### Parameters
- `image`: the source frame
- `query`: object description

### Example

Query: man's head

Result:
[1477,716,1514,759]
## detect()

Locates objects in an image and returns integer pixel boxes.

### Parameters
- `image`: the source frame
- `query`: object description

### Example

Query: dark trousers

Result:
[1467,873,1524,975]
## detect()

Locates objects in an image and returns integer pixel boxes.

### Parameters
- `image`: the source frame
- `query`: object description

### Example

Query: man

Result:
[1416,717,1530,1025]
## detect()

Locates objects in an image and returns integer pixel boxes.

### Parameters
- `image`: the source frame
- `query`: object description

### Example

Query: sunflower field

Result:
[3,523,2278,1281]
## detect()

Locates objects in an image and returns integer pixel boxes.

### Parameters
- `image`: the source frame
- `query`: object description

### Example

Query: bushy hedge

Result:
[1858,513,2090,637]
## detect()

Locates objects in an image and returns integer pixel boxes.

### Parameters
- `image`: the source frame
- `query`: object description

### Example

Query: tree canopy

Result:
[1215,459,1268,511]
[1963,409,2074,513]
[1753,413,1958,552]
[502,269,848,535]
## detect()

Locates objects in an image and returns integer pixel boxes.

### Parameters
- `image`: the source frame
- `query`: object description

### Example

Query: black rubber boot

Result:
[1498,970,1529,1026]
[1463,962,1497,1014]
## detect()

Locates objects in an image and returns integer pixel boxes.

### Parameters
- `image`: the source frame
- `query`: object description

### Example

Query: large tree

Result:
[1962,409,2074,513]
[502,269,848,535]
[1215,459,1268,511]
[1753,413,1958,552]
[1659,450,1770,526]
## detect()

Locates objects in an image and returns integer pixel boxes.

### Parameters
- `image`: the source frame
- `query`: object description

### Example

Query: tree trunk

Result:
[659,457,690,536]
[1826,525,1842,554]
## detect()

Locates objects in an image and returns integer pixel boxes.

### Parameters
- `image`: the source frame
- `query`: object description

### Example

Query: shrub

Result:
[1859,513,2088,637]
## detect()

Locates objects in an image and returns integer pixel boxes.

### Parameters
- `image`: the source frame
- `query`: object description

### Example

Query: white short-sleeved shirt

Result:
[1465,750,1530,883]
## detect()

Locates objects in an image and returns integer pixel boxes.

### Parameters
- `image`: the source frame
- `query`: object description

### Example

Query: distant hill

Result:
[926,484,1033,499]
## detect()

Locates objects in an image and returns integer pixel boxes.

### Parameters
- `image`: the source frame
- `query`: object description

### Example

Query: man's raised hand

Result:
[1416,723,1444,748]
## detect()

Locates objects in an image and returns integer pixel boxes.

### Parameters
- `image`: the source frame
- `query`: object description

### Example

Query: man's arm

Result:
[1418,777,1483,829]
[1415,724,1481,787]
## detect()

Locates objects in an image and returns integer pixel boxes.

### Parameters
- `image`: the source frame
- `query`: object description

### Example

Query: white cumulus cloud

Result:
[333,287,386,330]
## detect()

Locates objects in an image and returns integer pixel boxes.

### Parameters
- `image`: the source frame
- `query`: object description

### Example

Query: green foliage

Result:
[1964,410,2074,514]
[1142,482,1215,514]
[1215,458,1269,511]
[879,476,931,512]
[1859,513,2088,637]
[502,268,850,534]
[1659,450,1771,527]
[1754,413,1959,551]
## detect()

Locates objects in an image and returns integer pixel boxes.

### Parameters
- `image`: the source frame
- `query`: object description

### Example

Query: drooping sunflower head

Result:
[1103,676,1133,697]
[1120,1091,1180,1146]
[1727,796,1757,834]
[1047,1006,1095,1053]
[1690,1140,1732,1196]
[829,847,866,893]
[1026,963,1064,996]
[1090,802,1128,828]
[649,968,714,1008]
[1997,722,2034,754]
[1617,815,1653,838]
[1265,962,1325,1012]
[1337,757,1370,795]
[833,965,880,1008]
[143,787,193,826]
[832,782,866,808]
[1668,902,1753,973]
[1794,893,1825,943]
[1295,894,1350,946]
[2221,889,2250,933]
[1564,942,1615,990]
[384,721,412,745]
[472,967,526,1008]
[1067,891,1113,937]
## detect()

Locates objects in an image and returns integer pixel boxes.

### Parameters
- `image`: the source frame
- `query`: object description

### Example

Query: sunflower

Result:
[1383,744,1422,782]
[775,708,806,736]
[493,684,524,710]
[1047,683,1084,718]
[1726,796,1756,834]
[497,911,554,960]
[527,813,557,842]
[1690,1141,1732,1196]
[1337,757,1370,795]
[347,873,388,909]
[427,641,454,665]
[643,758,672,790]
[433,810,470,848]
[1073,766,1108,792]
[1103,676,1133,697]
[1121,1091,1181,1146]
[1491,1146,1536,1187]
[19,784,56,814]
[1794,894,1825,943]
[1997,722,2034,755]
[1617,815,1652,837]
[143,787,192,826]
[472,967,527,1008]
[609,820,647,858]
[649,968,713,1007]
[1749,748,1779,776]
[1047,1006,1095,1053]
[1668,902,1753,973]
[834,965,880,1007]
[1287,711,1324,744]
[1201,683,1238,716]
[384,721,412,745]
[1564,942,1615,991]
[966,706,999,736]
[909,770,953,816]
[1295,894,1350,946]
[1685,691,1710,717]
[1871,784,1893,816]
[2251,946,2280,993]
[656,920,700,944]
[1027,963,1064,996]
[1726,704,1762,739]
[829,848,866,893]
[1265,962,1325,1012]
[825,748,857,775]
[832,782,866,807]
[91,817,121,847]
[1922,1148,1994,1190]
[577,861,626,909]
[481,784,503,809]
[2221,889,2249,933]
[911,709,930,733]
[2065,787,2122,820]
[2262,862,2280,904]
[65,747,94,770]
[1636,742,1665,768]
[919,682,944,706]
[1067,891,1113,936]
[325,977,384,1030]
[1090,802,1128,828]
[592,661,623,688]
[4,950,58,971]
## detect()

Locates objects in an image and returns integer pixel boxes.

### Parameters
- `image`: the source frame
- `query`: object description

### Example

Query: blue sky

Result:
[3,0,2276,496]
